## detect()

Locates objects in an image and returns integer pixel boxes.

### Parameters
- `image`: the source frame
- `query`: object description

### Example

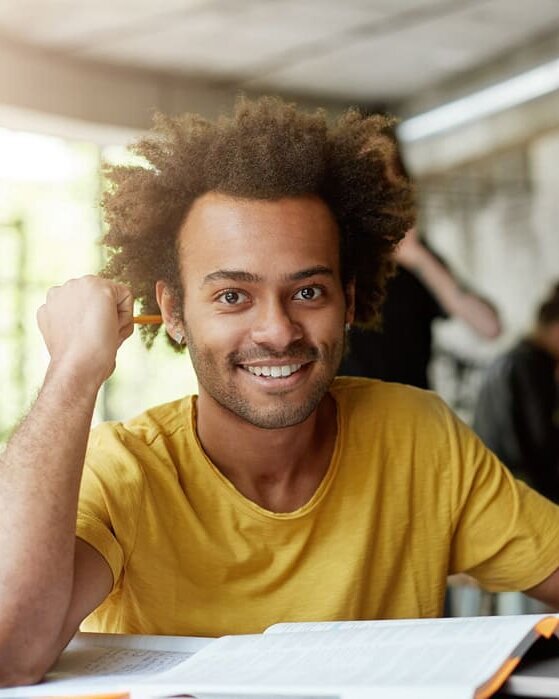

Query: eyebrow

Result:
[201,265,334,287]
[202,270,263,286]
[287,265,334,282]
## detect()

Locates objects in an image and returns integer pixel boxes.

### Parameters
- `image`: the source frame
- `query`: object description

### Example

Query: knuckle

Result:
[81,275,98,290]
[45,285,58,300]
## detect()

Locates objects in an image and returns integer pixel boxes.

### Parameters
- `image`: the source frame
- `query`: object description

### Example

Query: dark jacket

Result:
[473,339,559,502]
[339,264,446,389]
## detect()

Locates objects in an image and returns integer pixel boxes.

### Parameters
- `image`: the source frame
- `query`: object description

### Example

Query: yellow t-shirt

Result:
[77,377,559,636]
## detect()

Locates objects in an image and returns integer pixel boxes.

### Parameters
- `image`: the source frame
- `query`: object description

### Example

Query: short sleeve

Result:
[447,410,559,591]
[76,513,124,586]
[76,422,145,588]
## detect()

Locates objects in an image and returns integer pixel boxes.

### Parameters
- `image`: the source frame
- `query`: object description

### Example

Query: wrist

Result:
[405,245,432,274]
[45,358,107,399]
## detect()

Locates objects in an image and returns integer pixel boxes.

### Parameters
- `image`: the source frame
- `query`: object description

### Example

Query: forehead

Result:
[177,192,341,282]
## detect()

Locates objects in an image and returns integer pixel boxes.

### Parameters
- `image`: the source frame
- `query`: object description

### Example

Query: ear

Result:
[155,280,184,341]
[344,279,355,326]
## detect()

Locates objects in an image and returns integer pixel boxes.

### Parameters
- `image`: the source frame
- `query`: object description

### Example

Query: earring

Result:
[345,323,351,332]
[174,332,184,345]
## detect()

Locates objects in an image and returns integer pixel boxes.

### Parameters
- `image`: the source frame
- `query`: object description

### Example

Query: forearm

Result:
[410,248,501,339]
[0,362,101,681]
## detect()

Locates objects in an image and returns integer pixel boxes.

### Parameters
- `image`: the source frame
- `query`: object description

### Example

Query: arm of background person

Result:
[395,228,502,339]
[0,276,133,686]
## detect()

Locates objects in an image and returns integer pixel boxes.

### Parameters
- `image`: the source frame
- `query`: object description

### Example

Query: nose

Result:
[250,298,303,350]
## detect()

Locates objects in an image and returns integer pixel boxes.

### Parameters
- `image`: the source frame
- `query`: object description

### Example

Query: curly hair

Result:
[101,96,415,348]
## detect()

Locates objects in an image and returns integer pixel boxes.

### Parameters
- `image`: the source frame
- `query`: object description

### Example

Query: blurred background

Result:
[1,0,559,444]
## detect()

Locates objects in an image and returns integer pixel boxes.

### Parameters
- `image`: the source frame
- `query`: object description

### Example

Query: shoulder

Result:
[485,341,553,386]
[89,396,192,448]
[331,375,484,473]
[331,375,449,423]
[85,396,195,482]
[330,378,480,526]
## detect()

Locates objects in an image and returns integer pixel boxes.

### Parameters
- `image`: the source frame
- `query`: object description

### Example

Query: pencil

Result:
[133,314,163,325]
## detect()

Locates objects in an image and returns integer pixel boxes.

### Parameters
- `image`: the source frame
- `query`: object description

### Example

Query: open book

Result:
[2,614,559,699]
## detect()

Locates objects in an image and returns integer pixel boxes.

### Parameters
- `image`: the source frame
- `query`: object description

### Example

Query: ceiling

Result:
[1,0,559,108]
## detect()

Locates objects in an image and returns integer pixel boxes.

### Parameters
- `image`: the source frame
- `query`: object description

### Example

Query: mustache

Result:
[229,341,320,365]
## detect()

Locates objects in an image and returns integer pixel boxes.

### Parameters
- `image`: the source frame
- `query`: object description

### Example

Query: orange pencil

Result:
[133,314,163,325]
[37,694,129,699]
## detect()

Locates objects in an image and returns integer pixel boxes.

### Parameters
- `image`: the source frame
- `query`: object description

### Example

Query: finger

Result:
[45,285,61,303]
[115,284,134,313]
[36,304,46,333]
[117,321,134,347]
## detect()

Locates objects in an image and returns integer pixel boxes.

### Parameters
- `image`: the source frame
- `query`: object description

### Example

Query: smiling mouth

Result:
[242,363,304,378]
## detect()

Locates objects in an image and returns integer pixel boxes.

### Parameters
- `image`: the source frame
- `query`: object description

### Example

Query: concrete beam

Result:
[0,34,344,144]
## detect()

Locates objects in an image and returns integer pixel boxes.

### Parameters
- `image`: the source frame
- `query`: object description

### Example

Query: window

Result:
[0,129,197,448]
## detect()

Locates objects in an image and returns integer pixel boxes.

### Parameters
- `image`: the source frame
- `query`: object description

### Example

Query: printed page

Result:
[0,633,212,697]
[134,692,341,699]
[50,646,191,677]
[145,615,551,698]
[264,613,555,635]
[69,631,213,653]
[132,687,467,699]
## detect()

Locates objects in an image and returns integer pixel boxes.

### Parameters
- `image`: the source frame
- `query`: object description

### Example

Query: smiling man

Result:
[163,193,346,437]
[2,97,559,686]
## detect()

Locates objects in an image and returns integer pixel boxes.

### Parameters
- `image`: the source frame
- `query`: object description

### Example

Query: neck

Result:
[530,328,559,361]
[194,390,337,512]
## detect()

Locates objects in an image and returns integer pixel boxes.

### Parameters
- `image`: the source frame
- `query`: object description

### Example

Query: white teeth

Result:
[245,363,302,378]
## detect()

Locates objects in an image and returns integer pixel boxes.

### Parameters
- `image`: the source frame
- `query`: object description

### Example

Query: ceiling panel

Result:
[72,1,386,78]
[245,0,559,100]
[0,0,558,104]
[0,0,210,43]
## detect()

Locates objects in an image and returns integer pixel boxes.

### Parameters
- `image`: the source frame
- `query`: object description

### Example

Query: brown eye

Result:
[217,290,248,305]
[294,286,323,301]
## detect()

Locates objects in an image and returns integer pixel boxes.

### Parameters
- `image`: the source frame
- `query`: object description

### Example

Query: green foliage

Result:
[0,131,197,448]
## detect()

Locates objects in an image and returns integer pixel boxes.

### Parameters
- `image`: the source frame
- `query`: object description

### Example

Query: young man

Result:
[1,97,559,686]
[473,283,559,502]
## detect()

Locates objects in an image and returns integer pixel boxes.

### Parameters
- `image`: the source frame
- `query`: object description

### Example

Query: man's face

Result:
[175,192,353,429]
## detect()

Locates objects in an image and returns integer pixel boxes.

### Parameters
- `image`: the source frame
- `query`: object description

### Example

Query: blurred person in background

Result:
[339,134,501,389]
[473,282,559,503]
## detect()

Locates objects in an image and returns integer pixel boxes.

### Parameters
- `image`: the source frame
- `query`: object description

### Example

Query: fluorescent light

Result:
[398,57,559,142]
